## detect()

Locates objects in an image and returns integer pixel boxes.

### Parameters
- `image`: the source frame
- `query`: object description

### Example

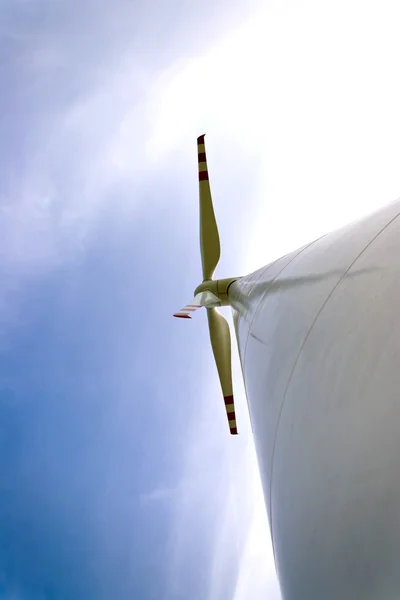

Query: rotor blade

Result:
[207,308,238,435]
[197,134,220,281]
[173,291,221,318]
[173,301,202,319]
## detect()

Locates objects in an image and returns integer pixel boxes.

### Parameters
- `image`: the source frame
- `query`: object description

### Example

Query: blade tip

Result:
[173,313,192,319]
[197,134,206,144]
[224,395,238,434]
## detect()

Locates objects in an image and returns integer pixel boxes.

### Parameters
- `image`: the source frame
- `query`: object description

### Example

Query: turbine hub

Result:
[194,277,240,307]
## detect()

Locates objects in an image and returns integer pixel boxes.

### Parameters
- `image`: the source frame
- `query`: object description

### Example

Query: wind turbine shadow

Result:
[233,267,377,315]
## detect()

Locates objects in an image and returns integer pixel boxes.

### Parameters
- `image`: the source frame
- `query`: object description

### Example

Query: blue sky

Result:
[0,2,275,599]
[2,0,400,598]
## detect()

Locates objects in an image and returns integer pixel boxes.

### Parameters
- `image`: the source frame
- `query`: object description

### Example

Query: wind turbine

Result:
[173,135,370,437]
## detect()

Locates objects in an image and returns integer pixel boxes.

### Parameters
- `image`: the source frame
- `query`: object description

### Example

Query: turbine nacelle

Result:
[193,277,240,307]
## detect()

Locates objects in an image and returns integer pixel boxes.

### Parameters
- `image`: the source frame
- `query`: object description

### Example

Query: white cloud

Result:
[144,8,269,164]
[165,367,252,598]
[233,489,281,600]
[140,0,400,271]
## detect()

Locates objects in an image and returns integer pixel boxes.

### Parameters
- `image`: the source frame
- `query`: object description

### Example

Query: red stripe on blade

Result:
[197,152,206,162]
[199,171,209,181]
[173,313,191,319]
[197,134,205,144]
[230,427,238,435]
[224,395,234,405]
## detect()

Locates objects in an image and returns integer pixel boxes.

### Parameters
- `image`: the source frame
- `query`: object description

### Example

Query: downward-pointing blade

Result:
[207,308,238,435]
[197,134,220,281]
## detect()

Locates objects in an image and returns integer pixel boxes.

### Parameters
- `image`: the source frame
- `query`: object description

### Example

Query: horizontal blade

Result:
[207,308,238,435]
[173,301,201,319]
[197,134,220,281]
[173,291,221,319]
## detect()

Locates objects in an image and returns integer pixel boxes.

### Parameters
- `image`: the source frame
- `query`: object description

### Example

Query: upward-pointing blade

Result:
[207,308,238,435]
[197,134,220,281]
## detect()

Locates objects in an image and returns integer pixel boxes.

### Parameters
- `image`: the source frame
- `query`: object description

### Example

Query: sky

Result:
[1,0,400,598]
